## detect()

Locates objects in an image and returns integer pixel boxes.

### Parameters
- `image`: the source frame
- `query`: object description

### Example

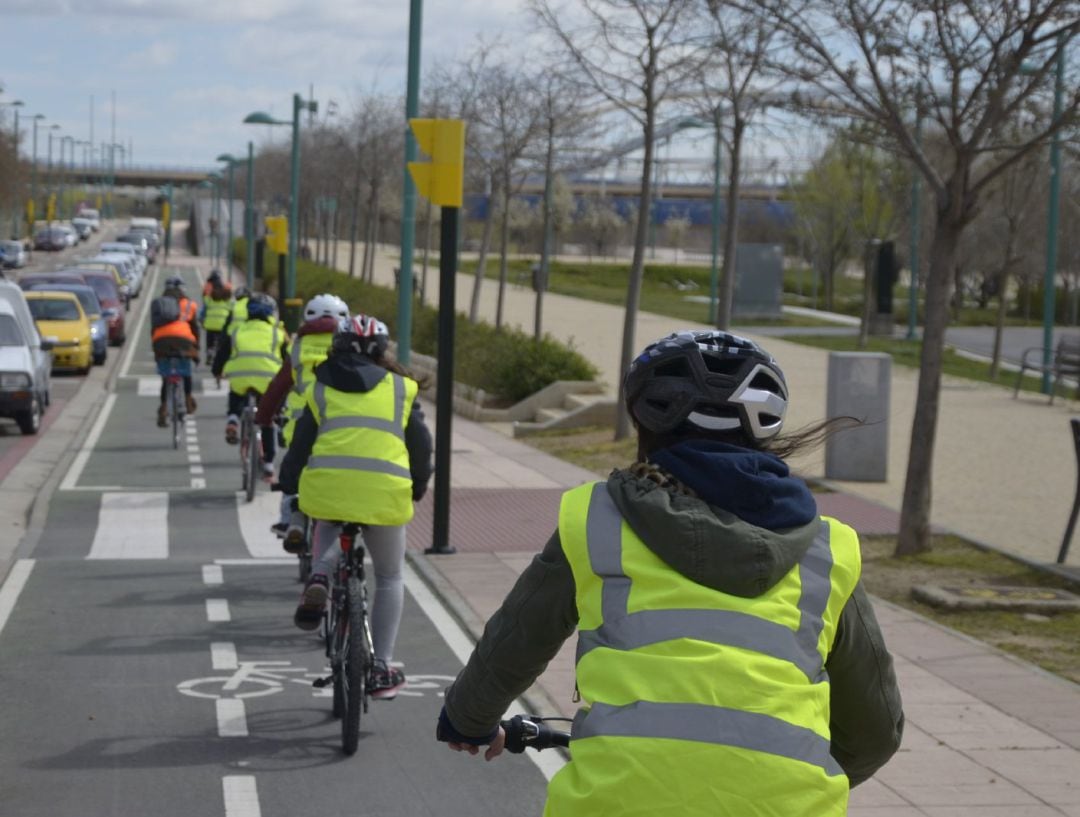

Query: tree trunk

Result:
[496,180,512,330]
[469,175,497,323]
[716,117,744,329]
[366,185,381,284]
[614,101,657,441]
[895,205,963,557]
[536,125,555,341]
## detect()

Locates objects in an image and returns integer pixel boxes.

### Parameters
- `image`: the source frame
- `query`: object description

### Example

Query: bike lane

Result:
[0,256,557,816]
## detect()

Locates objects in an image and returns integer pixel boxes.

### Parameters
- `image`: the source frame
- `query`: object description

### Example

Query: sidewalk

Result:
[405,400,1080,816]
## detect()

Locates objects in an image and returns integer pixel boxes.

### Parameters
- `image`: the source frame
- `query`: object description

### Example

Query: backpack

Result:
[151,295,181,328]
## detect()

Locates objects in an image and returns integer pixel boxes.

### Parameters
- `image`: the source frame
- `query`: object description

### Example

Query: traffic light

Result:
[407,119,465,208]
[264,215,288,255]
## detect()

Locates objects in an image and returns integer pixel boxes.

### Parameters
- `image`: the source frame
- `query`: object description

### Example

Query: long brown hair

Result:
[637,416,863,462]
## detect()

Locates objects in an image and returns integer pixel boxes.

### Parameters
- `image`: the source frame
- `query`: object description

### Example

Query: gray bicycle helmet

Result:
[623,330,788,443]
[163,275,185,292]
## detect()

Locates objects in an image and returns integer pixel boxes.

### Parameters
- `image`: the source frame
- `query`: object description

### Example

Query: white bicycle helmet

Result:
[304,293,349,322]
[624,330,788,443]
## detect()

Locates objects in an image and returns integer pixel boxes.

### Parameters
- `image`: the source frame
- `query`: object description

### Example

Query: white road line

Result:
[191,477,206,490]
[0,560,34,636]
[206,599,231,622]
[217,699,249,737]
[211,641,238,670]
[402,563,566,780]
[235,491,287,558]
[222,776,261,817]
[202,378,228,397]
[215,558,294,566]
[191,465,205,475]
[136,377,160,396]
[60,393,117,491]
[119,266,160,379]
[202,565,224,585]
[187,452,201,464]
[87,492,169,559]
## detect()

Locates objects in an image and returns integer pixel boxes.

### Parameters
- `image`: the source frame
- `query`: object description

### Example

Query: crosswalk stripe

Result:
[88,492,169,559]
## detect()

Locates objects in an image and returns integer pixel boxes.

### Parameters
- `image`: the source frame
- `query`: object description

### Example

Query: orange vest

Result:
[152,297,198,343]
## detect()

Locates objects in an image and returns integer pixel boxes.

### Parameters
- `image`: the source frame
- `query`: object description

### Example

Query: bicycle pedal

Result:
[312,676,333,689]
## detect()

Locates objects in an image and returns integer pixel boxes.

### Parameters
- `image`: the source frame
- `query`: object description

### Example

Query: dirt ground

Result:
[521,426,1080,684]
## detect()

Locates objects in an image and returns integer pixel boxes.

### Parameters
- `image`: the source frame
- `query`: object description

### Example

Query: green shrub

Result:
[236,244,598,404]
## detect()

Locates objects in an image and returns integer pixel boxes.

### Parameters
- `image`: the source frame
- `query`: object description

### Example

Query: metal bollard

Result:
[1057,418,1080,564]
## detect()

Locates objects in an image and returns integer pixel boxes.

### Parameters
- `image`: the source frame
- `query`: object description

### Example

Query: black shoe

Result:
[270,522,287,538]
[293,575,328,631]
[369,659,406,700]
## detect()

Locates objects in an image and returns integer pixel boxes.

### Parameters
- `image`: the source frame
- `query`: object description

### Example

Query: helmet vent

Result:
[654,359,691,378]
[749,371,781,392]
[702,356,744,376]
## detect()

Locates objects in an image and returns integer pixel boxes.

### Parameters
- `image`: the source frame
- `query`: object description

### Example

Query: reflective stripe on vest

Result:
[223,320,281,393]
[297,374,417,525]
[203,298,232,331]
[560,481,859,785]
[282,333,335,445]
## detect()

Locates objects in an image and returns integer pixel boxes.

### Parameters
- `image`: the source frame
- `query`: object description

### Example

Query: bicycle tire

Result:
[240,417,250,494]
[342,575,369,755]
[170,380,182,449]
[328,586,345,719]
[244,417,258,503]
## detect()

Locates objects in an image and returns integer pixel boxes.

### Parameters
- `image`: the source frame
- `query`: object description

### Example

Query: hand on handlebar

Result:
[446,726,506,761]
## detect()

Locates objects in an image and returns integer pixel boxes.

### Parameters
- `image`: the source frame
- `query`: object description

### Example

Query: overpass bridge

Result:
[61,164,216,187]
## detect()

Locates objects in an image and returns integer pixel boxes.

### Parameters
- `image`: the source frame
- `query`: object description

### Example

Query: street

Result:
[0,261,557,817]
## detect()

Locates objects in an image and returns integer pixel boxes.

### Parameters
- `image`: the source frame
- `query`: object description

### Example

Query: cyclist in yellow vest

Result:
[199,269,233,365]
[211,292,288,477]
[256,293,349,544]
[437,330,904,815]
[278,314,432,699]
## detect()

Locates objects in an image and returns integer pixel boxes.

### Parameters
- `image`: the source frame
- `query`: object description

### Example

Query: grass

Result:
[521,424,1080,684]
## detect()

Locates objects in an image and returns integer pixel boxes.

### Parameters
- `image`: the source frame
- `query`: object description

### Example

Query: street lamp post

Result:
[1,100,24,237]
[30,115,46,234]
[46,125,60,224]
[244,94,316,311]
[1039,35,1067,393]
[245,141,255,285]
[60,136,74,220]
[208,171,222,264]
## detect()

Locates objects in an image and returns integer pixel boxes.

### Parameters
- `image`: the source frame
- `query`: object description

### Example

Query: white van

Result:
[129,217,162,240]
[77,208,101,231]
[0,280,52,434]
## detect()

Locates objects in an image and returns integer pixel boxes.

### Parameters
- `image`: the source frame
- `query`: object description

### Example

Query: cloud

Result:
[126,40,178,68]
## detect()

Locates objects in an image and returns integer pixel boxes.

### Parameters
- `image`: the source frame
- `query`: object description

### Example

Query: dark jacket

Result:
[255,316,339,426]
[277,350,434,502]
[443,440,904,787]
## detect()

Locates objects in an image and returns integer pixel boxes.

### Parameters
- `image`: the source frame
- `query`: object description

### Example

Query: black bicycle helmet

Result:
[164,275,185,293]
[624,330,788,443]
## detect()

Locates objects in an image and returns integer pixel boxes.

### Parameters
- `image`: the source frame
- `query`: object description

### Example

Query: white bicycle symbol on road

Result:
[177,661,454,701]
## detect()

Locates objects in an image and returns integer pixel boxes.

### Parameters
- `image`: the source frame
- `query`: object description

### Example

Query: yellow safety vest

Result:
[281,332,335,447]
[231,296,249,325]
[547,481,861,817]
[222,319,282,396]
[203,297,233,332]
[298,373,417,526]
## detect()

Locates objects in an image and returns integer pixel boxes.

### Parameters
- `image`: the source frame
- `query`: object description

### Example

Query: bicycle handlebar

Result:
[500,714,571,753]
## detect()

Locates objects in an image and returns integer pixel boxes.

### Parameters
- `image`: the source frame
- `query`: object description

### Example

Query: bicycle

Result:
[162,355,188,450]
[269,482,314,584]
[238,390,261,502]
[312,522,374,755]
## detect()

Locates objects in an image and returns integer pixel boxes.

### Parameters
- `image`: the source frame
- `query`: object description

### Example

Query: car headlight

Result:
[90,323,101,338]
[1,372,31,390]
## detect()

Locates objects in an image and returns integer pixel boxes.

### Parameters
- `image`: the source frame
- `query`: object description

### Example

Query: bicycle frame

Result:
[163,356,187,450]
[239,391,261,502]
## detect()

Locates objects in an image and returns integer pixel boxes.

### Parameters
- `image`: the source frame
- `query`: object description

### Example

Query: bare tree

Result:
[530,0,708,437]
[755,0,1080,555]
[698,2,786,328]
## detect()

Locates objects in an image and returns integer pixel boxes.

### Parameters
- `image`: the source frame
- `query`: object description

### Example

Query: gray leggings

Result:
[311,520,406,664]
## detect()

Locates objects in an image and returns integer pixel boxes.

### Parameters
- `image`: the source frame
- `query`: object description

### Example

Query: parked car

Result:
[33,227,68,252]
[68,269,126,346]
[88,252,138,301]
[71,218,93,241]
[0,240,28,269]
[24,291,92,373]
[129,217,162,242]
[0,280,52,435]
[100,241,147,280]
[77,208,101,231]
[113,233,155,265]
[55,225,78,247]
[25,282,107,365]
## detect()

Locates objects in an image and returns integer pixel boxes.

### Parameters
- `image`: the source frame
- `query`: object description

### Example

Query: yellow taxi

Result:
[24,291,93,373]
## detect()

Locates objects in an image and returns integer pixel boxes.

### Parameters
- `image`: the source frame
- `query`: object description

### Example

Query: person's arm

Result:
[255,361,293,426]
[826,582,905,786]
[404,398,434,501]
[211,334,231,378]
[278,406,317,495]
[442,531,578,740]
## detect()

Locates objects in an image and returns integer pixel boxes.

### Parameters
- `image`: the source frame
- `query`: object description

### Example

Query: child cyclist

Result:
[436,330,904,816]
[278,314,433,699]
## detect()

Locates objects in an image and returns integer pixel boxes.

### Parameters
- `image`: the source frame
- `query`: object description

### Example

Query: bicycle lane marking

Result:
[87,492,169,558]
[0,560,34,636]
[223,776,261,817]
[401,561,567,781]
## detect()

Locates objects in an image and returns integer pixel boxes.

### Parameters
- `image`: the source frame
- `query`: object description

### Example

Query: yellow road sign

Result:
[408,118,465,208]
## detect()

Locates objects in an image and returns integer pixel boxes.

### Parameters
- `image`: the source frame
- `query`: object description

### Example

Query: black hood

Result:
[313,351,388,393]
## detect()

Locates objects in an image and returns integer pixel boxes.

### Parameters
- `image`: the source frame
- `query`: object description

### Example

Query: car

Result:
[54,225,78,247]
[88,252,139,300]
[71,218,93,241]
[113,233,155,265]
[100,241,147,279]
[24,291,92,373]
[0,240,28,269]
[68,269,126,346]
[25,282,107,366]
[77,208,101,231]
[33,228,68,252]
[129,217,162,241]
[0,280,52,435]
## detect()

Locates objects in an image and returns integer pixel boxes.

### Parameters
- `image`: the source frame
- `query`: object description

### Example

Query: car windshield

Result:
[80,276,118,304]
[36,287,100,316]
[0,315,23,346]
[1,242,20,254]
[28,298,81,321]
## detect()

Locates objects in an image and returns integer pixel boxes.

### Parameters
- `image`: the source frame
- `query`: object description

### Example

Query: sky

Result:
[0,0,530,167]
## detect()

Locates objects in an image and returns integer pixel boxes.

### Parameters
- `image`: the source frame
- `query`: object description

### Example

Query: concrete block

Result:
[825,351,890,481]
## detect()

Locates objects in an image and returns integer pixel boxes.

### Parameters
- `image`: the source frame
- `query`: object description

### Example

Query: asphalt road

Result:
[0,263,556,817]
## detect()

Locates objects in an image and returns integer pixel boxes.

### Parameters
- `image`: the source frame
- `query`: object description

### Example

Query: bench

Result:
[1013,335,1080,404]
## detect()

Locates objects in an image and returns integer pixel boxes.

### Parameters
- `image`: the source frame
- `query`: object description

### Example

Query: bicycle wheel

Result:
[245,421,258,502]
[342,575,370,755]
[170,380,182,450]
[329,586,346,719]
[239,417,250,494]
